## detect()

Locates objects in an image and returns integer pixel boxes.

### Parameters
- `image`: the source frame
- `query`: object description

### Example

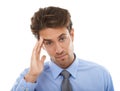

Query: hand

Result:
[25,37,46,82]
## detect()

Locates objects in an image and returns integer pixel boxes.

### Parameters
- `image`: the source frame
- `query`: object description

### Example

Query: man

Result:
[11,6,114,91]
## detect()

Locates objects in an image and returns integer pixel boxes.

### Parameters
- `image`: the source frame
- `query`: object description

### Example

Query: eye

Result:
[59,36,66,42]
[44,41,52,45]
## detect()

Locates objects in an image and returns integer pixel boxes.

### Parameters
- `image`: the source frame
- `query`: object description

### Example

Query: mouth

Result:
[55,54,67,59]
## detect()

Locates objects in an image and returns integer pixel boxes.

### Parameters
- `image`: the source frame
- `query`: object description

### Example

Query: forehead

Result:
[39,27,69,39]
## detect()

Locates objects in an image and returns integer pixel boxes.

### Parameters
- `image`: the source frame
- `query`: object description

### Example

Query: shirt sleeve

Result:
[106,72,114,91]
[102,68,114,91]
[11,68,37,91]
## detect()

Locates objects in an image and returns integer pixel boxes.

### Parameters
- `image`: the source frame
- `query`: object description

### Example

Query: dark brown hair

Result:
[30,6,72,39]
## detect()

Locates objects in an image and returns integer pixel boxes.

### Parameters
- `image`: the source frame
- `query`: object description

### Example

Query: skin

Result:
[25,27,75,82]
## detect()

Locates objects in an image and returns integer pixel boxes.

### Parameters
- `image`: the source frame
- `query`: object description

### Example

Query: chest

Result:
[34,74,105,91]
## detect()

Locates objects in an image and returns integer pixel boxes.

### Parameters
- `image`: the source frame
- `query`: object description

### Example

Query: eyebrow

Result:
[43,39,51,43]
[43,33,67,42]
[58,33,67,38]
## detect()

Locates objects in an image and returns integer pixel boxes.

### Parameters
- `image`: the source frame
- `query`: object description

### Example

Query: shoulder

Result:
[76,58,113,83]
[76,58,114,90]
[77,58,110,75]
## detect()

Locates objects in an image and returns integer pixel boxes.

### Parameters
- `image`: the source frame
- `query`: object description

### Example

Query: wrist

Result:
[24,73,38,83]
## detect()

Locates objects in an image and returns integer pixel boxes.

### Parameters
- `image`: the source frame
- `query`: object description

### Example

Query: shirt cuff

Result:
[17,78,37,91]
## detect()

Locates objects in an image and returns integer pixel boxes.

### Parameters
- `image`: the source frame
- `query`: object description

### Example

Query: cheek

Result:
[68,40,74,51]
[63,40,72,51]
[45,48,55,56]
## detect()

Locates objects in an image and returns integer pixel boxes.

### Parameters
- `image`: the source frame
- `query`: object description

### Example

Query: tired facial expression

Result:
[39,27,74,69]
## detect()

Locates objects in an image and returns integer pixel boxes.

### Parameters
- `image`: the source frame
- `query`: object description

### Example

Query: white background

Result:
[0,0,120,91]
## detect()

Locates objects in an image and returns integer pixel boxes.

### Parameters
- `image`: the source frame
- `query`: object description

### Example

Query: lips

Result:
[55,54,67,59]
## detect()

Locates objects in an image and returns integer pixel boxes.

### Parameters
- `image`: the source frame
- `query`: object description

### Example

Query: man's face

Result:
[39,27,74,68]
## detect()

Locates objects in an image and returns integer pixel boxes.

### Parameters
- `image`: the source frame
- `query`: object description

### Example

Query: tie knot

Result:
[61,70,70,79]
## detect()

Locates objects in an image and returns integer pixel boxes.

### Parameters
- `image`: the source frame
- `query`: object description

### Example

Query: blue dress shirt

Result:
[11,56,114,91]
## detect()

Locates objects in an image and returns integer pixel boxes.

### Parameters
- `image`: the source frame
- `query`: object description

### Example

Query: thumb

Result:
[40,55,46,64]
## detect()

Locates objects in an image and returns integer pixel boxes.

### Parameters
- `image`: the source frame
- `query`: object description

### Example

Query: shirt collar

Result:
[49,54,79,79]
[66,56,79,79]
[49,60,63,79]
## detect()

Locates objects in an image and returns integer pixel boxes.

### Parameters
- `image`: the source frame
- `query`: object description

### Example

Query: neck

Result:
[61,53,76,69]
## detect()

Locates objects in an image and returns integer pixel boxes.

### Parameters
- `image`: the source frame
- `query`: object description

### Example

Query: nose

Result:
[55,42,63,54]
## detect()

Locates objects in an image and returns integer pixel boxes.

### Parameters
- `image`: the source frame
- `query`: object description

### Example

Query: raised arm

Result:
[11,38,46,91]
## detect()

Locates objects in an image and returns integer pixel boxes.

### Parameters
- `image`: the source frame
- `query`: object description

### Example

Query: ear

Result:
[70,28,74,41]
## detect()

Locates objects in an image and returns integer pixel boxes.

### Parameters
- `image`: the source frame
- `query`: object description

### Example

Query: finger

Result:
[31,37,43,61]
[40,55,46,64]
[32,41,39,55]
[37,37,43,54]
[32,37,43,55]
[34,37,43,60]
